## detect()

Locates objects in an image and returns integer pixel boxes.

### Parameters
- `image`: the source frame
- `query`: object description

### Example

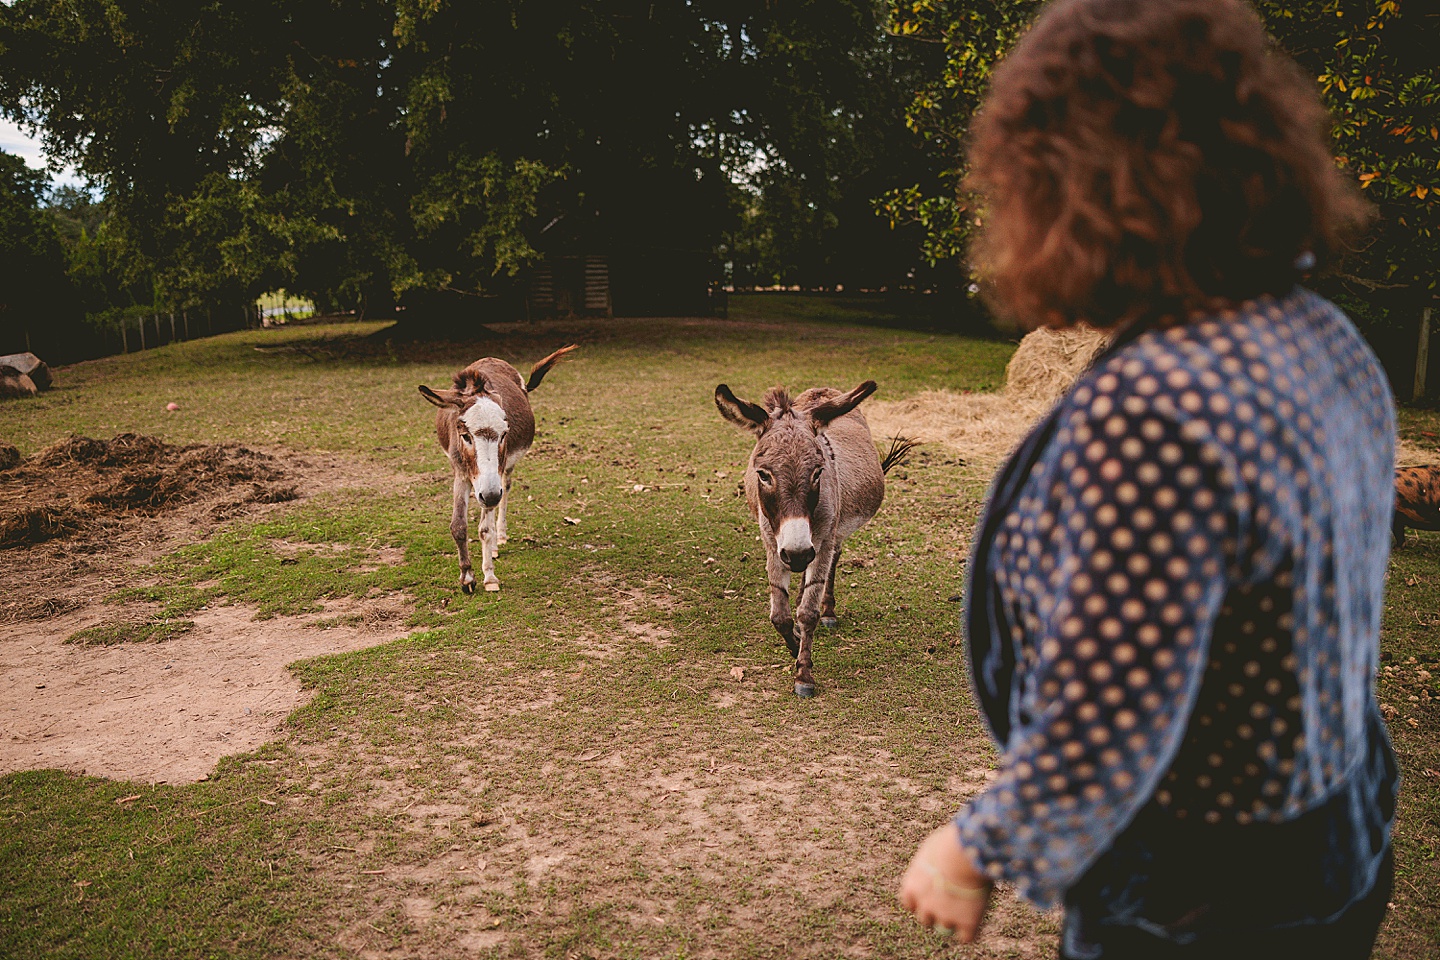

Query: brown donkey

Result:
[716,380,912,697]
[420,345,577,593]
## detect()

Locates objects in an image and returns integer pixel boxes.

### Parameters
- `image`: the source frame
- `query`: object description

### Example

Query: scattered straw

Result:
[867,390,1044,470]
[873,325,1429,475]
[869,325,1109,469]
[0,434,294,549]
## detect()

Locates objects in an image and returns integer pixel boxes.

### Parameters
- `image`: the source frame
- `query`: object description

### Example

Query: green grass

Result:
[0,298,1434,958]
[66,618,196,645]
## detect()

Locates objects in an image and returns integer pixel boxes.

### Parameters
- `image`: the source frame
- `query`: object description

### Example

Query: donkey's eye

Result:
[460,433,473,444]
[756,469,774,486]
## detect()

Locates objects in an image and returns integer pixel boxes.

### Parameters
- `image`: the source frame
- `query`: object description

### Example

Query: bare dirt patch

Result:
[0,434,418,783]
[311,734,1059,959]
[1,595,414,784]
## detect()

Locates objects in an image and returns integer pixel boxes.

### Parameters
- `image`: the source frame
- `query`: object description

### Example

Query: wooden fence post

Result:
[121,319,128,354]
[1416,306,1432,401]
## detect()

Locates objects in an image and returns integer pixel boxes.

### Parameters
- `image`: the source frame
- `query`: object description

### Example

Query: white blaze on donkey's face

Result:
[462,397,508,508]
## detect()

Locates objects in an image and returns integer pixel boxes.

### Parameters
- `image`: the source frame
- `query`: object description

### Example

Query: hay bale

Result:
[1003,325,1109,409]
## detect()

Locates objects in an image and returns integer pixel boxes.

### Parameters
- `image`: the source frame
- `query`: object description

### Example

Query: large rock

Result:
[0,367,37,400]
[0,353,51,391]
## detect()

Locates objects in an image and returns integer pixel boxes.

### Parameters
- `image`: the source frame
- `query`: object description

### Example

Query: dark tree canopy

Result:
[0,0,953,332]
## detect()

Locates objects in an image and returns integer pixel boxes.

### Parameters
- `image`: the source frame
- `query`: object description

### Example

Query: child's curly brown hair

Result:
[968,0,1371,330]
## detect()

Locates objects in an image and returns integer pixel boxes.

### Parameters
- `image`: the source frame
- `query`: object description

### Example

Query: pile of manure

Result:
[0,433,297,548]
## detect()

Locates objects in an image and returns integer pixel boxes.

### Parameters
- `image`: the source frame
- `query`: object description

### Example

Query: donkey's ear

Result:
[808,380,877,425]
[715,384,770,433]
[419,385,461,408]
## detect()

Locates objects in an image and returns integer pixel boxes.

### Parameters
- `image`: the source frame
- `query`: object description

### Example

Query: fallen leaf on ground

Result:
[563,516,581,525]
[729,666,745,681]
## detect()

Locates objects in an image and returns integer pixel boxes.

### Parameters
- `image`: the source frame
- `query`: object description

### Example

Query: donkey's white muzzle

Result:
[776,517,816,572]
[473,478,504,509]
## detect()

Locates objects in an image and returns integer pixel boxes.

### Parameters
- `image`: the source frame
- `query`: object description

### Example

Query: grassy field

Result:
[0,299,1435,958]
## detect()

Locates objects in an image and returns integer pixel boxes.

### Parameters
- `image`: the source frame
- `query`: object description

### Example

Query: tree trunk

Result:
[137,314,145,350]
[1415,306,1432,401]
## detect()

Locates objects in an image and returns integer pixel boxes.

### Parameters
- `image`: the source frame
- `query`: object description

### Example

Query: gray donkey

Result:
[715,380,914,697]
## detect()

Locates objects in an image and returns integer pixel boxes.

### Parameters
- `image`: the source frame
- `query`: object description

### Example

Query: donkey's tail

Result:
[525,344,579,393]
[879,435,920,475]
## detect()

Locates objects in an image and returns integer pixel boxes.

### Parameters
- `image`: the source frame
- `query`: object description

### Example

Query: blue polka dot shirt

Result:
[959,289,1398,924]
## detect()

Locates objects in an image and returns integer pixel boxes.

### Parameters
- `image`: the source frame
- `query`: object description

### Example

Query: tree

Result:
[1256,0,1439,390]
[2,0,965,331]
[880,0,1438,343]
[0,152,85,358]
[725,3,953,291]
[875,1,1043,267]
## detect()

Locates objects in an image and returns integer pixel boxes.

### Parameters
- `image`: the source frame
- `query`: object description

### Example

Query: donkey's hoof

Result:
[461,580,476,595]
[794,682,816,698]
[820,616,839,629]
[497,536,508,548]
[484,581,501,593]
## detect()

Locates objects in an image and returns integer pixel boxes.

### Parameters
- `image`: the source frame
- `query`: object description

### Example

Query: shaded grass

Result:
[0,302,1434,958]
[66,618,196,646]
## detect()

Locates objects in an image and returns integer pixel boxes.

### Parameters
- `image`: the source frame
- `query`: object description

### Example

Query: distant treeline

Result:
[0,1,1433,370]
[0,157,261,364]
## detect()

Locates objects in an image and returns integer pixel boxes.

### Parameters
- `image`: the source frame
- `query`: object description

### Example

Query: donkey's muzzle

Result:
[478,490,503,508]
[780,546,815,573]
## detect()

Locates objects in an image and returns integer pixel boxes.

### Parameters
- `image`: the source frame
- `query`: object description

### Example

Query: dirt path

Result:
[1,596,412,783]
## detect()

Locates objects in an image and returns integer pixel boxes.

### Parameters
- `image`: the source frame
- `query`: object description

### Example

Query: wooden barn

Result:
[523,248,724,320]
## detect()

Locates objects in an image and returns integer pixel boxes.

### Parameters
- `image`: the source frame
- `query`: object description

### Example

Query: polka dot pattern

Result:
[958,289,1396,907]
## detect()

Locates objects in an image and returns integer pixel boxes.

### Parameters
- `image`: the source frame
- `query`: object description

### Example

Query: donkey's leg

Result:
[793,540,838,698]
[820,548,840,629]
[479,505,500,592]
[497,472,513,547]
[765,549,798,658]
[450,476,476,594]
